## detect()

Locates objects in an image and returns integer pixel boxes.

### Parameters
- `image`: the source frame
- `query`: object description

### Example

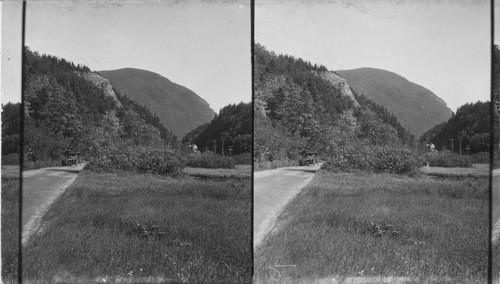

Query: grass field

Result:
[494,242,500,284]
[1,166,20,283]
[22,170,252,282]
[254,170,488,282]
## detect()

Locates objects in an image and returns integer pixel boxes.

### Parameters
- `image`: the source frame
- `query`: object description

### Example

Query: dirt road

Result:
[22,165,85,244]
[254,165,321,247]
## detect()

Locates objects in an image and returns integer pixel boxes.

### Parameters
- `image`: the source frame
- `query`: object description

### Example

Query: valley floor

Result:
[254,170,489,283]
[22,170,252,283]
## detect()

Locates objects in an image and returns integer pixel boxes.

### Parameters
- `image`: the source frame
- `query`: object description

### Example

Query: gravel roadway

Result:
[22,164,85,244]
[253,164,322,248]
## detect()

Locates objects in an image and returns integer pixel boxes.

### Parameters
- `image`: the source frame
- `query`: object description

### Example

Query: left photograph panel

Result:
[1,2,23,284]
[21,0,252,282]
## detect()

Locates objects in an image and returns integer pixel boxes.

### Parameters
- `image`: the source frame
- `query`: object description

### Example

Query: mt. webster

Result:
[99,68,215,138]
[337,67,453,137]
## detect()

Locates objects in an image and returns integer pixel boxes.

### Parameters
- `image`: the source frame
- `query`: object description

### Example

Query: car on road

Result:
[63,151,81,166]
[301,151,318,166]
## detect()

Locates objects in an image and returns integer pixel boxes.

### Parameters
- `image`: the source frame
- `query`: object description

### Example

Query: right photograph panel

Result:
[254,1,491,282]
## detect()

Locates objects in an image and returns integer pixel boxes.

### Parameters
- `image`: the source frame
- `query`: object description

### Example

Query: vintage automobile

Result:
[64,151,81,166]
[301,151,318,166]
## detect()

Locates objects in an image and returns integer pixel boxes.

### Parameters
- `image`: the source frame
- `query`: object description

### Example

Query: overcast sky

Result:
[22,0,250,113]
[1,1,23,105]
[256,0,491,112]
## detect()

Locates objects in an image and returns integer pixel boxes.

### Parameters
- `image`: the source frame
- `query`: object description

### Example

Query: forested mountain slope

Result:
[183,102,251,155]
[23,47,176,162]
[254,44,414,163]
[420,101,495,154]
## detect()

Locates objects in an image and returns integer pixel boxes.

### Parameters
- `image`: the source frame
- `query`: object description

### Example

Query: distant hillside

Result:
[185,102,251,155]
[99,68,215,138]
[420,101,494,154]
[337,68,452,137]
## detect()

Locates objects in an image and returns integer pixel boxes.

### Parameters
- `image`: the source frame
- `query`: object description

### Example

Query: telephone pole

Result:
[212,140,217,154]
[228,146,233,156]
[458,137,462,155]
[220,136,225,156]
[449,139,454,154]
[466,145,470,155]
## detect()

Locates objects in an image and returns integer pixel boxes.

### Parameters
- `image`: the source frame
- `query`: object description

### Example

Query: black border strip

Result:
[18,1,26,283]
[490,0,495,282]
[250,0,255,279]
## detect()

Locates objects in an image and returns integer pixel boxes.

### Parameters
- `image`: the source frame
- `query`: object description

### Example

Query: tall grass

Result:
[254,171,488,282]
[22,171,251,282]
[2,175,19,283]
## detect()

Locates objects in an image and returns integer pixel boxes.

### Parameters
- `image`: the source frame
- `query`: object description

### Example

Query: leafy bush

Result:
[469,151,489,164]
[424,152,472,168]
[322,144,422,174]
[2,153,20,165]
[232,153,252,165]
[186,152,235,169]
[85,146,185,175]
[372,146,422,174]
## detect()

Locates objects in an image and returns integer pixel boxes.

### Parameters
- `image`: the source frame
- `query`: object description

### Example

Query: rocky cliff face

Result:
[313,71,359,107]
[77,72,122,107]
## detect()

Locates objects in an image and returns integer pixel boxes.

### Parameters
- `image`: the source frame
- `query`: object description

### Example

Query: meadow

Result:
[22,170,252,283]
[254,170,488,283]
[1,166,20,283]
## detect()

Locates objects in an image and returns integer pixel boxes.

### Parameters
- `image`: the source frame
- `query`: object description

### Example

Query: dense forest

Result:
[183,102,251,156]
[23,47,177,164]
[254,43,415,163]
[1,102,21,161]
[420,101,496,154]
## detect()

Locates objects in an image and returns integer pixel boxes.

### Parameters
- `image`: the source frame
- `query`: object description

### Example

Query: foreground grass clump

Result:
[494,242,500,283]
[186,152,235,169]
[255,171,488,282]
[23,171,251,282]
[1,173,19,283]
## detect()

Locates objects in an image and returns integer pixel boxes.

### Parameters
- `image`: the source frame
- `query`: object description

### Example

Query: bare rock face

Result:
[312,71,359,107]
[76,72,122,107]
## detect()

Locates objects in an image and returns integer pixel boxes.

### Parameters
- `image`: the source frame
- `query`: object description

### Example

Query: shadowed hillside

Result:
[99,68,215,138]
[337,68,452,137]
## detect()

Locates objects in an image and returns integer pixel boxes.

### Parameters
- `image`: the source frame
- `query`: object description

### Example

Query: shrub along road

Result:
[22,164,85,244]
[254,164,322,247]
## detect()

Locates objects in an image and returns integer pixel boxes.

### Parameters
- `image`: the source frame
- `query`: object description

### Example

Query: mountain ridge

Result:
[99,68,215,138]
[336,67,452,137]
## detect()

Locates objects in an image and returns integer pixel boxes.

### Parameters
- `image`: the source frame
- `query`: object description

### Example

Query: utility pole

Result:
[466,145,470,155]
[221,136,225,156]
[458,137,462,155]
[449,139,454,154]
[212,140,217,154]
[228,146,233,156]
